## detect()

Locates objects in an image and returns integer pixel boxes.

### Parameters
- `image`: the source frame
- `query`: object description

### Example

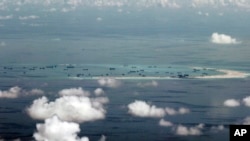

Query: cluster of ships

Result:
[0,64,218,79]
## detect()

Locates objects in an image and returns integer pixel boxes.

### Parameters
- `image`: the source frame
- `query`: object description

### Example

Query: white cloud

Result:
[30,89,45,95]
[19,15,39,20]
[0,41,6,47]
[48,8,57,12]
[51,38,61,41]
[117,8,123,12]
[165,107,190,115]
[175,124,204,136]
[93,0,124,7]
[61,8,70,12]
[127,100,189,118]
[27,95,107,123]
[197,11,209,16]
[165,107,179,115]
[15,8,20,11]
[223,99,240,107]
[0,86,44,99]
[211,33,238,44]
[179,107,190,114]
[98,135,106,141]
[58,87,90,97]
[96,17,102,21]
[137,81,158,87]
[92,97,109,106]
[61,7,75,12]
[234,0,250,9]
[197,11,203,15]
[0,0,250,10]
[29,23,43,27]
[191,0,250,8]
[242,116,250,125]
[33,115,89,141]
[0,15,13,20]
[159,119,173,127]
[242,96,250,107]
[127,100,165,118]
[94,88,105,96]
[192,0,220,7]
[67,0,83,7]
[211,125,225,131]
[223,96,250,107]
[218,12,224,16]
[157,0,181,8]
[98,77,121,88]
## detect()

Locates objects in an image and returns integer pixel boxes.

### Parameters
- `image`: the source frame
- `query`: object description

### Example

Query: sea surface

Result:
[0,6,250,141]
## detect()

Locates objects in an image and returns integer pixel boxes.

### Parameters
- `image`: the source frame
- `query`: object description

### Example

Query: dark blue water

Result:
[1,76,250,140]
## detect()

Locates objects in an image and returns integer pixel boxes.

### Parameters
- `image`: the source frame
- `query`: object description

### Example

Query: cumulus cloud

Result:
[96,17,102,21]
[30,89,45,95]
[48,8,57,12]
[0,15,13,20]
[59,87,90,97]
[159,121,224,135]
[192,0,222,7]
[211,33,238,44]
[175,124,204,136]
[159,119,173,127]
[0,0,180,9]
[0,41,6,46]
[98,77,121,88]
[223,96,250,107]
[0,86,44,98]
[197,11,210,16]
[67,0,84,7]
[19,15,39,20]
[192,0,230,7]
[33,115,89,141]
[98,135,106,141]
[242,116,250,125]
[0,0,250,10]
[61,7,75,12]
[154,0,181,8]
[94,88,105,96]
[137,81,158,87]
[29,23,43,27]
[211,125,225,131]
[165,107,190,115]
[127,100,165,118]
[242,96,250,107]
[127,100,190,118]
[223,99,240,107]
[192,0,250,8]
[92,97,109,107]
[27,95,107,123]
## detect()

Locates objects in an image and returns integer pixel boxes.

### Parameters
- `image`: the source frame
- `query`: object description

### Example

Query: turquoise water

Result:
[0,64,231,79]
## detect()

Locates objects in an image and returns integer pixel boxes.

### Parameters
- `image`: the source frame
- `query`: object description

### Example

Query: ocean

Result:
[0,3,250,141]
